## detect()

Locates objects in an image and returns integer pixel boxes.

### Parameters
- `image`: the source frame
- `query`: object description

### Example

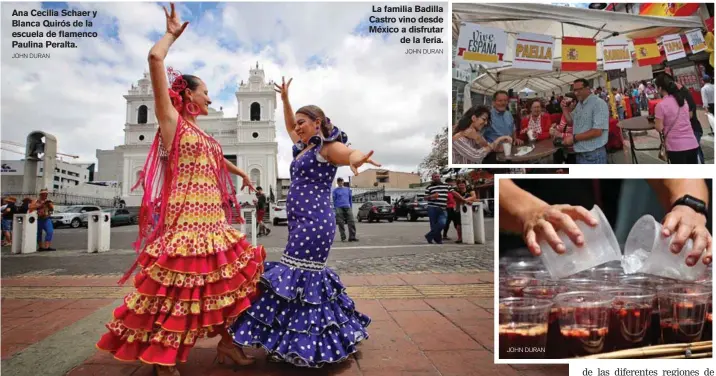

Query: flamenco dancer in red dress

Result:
[96,4,265,375]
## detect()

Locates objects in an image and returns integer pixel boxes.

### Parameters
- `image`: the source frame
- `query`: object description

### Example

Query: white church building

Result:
[96,63,279,207]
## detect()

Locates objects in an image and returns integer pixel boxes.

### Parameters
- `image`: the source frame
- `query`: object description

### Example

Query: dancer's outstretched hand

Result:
[349,150,381,175]
[164,3,189,39]
[274,77,292,100]
[241,179,256,193]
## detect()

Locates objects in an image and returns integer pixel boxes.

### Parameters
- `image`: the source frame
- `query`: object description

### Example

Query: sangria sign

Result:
[456,23,506,67]
[512,32,554,71]
[602,37,632,71]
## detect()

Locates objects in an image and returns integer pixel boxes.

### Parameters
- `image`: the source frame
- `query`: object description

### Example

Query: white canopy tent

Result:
[452,3,704,95]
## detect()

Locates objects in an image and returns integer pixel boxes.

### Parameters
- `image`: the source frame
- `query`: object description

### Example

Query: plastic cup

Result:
[503,142,512,156]
[539,205,621,279]
[523,284,570,358]
[658,285,710,344]
[604,287,655,351]
[554,291,613,357]
[696,279,712,341]
[501,276,534,297]
[623,215,707,281]
[498,297,552,359]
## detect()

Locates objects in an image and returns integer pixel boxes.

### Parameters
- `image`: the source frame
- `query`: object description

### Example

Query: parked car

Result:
[50,205,102,228]
[272,200,288,225]
[393,195,428,221]
[357,201,394,223]
[103,208,138,226]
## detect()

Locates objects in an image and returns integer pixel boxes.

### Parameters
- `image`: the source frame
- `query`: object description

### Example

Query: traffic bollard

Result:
[240,208,257,247]
[472,202,485,245]
[11,213,38,254]
[460,204,475,245]
[87,211,110,253]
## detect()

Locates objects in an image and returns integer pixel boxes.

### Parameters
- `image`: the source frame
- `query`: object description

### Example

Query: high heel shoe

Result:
[215,341,255,366]
[153,365,180,376]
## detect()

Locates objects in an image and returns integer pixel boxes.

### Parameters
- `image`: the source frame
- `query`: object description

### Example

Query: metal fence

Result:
[1,192,118,208]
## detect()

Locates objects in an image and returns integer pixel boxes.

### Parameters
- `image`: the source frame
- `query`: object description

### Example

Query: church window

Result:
[250,168,261,187]
[139,135,145,141]
[252,132,259,139]
[137,105,148,124]
[250,102,261,121]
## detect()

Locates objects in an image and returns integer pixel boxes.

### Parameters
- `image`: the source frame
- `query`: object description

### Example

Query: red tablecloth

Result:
[648,99,662,117]
[624,97,633,118]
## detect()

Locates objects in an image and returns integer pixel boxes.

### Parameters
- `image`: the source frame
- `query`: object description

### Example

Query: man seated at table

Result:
[561,78,609,164]
[482,90,523,163]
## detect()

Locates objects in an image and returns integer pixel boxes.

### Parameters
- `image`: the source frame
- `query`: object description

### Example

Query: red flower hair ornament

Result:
[166,67,200,116]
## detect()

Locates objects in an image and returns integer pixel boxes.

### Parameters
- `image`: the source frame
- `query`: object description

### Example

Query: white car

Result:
[50,205,102,228]
[271,200,288,225]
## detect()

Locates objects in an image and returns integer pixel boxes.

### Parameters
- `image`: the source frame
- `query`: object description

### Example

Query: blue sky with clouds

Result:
[2,2,449,180]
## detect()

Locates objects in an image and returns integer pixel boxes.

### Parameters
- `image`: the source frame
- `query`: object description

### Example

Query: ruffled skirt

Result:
[96,227,265,366]
[230,261,370,367]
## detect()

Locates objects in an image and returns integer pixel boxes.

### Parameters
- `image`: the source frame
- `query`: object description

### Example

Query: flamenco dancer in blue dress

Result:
[231,77,380,367]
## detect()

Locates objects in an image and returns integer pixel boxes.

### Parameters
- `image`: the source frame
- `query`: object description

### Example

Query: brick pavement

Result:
[1,273,569,376]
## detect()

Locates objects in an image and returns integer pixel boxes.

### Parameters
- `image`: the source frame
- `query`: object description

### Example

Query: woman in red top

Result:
[519,99,551,142]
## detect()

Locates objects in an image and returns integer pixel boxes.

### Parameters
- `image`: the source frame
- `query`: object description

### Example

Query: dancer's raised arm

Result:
[148,2,188,152]
[274,77,299,144]
[322,143,381,176]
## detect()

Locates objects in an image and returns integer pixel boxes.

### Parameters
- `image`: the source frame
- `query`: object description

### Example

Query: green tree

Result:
[418,125,448,180]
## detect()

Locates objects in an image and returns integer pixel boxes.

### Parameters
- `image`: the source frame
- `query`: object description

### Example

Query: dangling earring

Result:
[185,102,200,116]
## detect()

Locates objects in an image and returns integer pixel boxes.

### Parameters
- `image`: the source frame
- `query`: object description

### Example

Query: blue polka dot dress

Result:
[230,127,370,367]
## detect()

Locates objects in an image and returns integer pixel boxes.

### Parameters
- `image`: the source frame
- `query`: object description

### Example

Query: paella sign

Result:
[602,37,632,71]
[456,22,506,67]
[512,32,554,71]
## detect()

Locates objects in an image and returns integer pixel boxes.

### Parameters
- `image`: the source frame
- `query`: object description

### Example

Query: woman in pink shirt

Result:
[654,74,699,164]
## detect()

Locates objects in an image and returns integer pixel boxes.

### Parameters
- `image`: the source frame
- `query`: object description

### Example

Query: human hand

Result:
[496,136,512,144]
[241,179,256,193]
[514,138,524,146]
[562,134,574,146]
[274,76,292,101]
[520,128,528,135]
[349,150,381,175]
[549,127,559,138]
[521,204,598,256]
[662,205,712,266]
[163,3,189,39]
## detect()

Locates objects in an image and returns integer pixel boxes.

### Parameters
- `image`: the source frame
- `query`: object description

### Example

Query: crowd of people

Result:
[1,189,56,251]
[453,73,714,165]
[423,173,478,244]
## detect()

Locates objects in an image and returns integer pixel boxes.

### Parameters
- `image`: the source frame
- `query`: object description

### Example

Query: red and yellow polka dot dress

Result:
[96,118,265,366]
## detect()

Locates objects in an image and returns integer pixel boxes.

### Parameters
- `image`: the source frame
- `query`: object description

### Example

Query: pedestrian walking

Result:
[443,178,458,240]
[2,197,17,247]
[254,186,271,237]
[30,189,55,251]
[424,173,449,244]
[333,177,358,242]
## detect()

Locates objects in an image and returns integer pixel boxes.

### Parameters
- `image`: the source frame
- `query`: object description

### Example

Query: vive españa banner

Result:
[512,32,554,71]
[561,37,597,71]
[602,37,632,71]
[456,23,506,67]
[662,34,687,61]
[685,29,707,54]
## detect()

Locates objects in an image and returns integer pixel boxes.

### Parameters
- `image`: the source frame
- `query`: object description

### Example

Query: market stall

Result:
[452,3,704,95]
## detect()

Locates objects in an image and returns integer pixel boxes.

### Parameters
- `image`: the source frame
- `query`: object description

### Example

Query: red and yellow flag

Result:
[633,38,664,66]
[561,37,597,71]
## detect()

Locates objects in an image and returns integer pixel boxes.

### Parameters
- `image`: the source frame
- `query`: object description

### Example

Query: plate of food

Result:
[514,145,535,157]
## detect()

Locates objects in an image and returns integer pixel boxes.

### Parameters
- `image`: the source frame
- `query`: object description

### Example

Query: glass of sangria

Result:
[605,287,655,351]
[658,285,710,344]
[498,297,552,359]
[696,278,712,341]
[523,284,570,358]
[555,291,613,357]
[501,275,534,297]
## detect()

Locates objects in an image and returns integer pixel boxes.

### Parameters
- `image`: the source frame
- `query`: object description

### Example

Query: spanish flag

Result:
[633,38,664,66]
[561,37,597,71]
